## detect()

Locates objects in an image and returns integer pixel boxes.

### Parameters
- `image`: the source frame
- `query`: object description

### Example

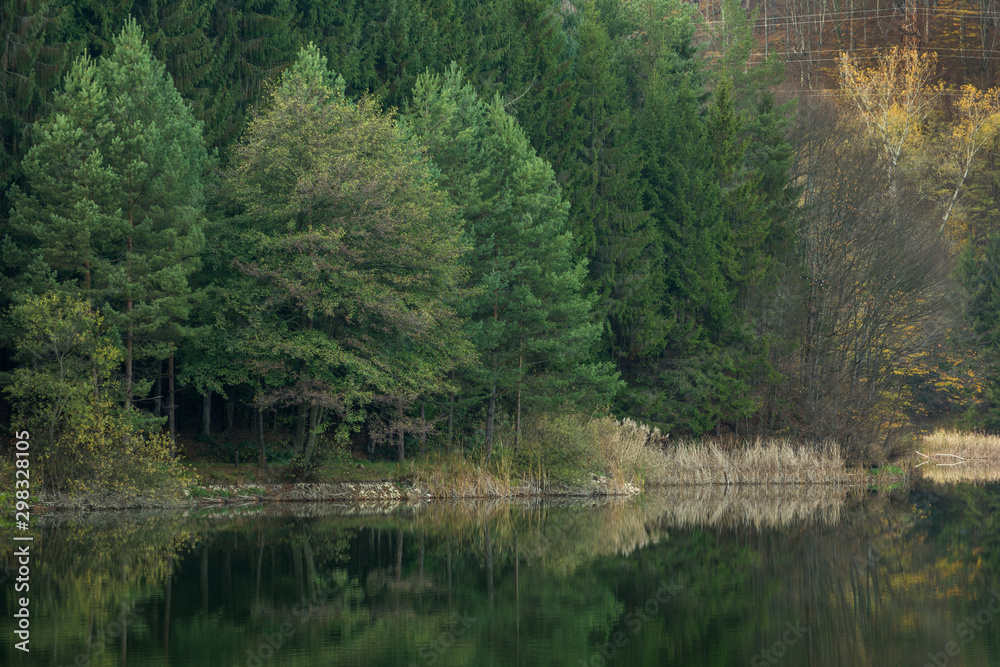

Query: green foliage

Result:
[0,0,839,474]
[562,3,667,369]
[4,293,191,496]
[0,0,74,223]
[218,44,475,463]
[405,63,620,457]
[199,0,300,154]
[505,412,605,480]
[962,233,1000,431]
[3,20,209,405]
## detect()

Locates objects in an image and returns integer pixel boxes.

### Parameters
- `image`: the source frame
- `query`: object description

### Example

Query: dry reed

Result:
[412,449,640,498]
[413,416,869,495]
[648,437,849,485]
[915,430,1000,483]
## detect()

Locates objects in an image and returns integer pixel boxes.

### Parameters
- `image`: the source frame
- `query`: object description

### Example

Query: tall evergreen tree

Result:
[3,20,208,408]
[200,0,301,155]
[0,0,73,200]
[962,234,1000,431]
[218,45,474,463]
[563,3,666,371]
[137,0,214,112]
[405,64,619,461]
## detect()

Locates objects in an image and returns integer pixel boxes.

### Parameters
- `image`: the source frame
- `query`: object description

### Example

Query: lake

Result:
[3,482,1000,666]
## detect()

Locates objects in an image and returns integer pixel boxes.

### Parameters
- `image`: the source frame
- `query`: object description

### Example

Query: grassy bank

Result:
[180,415,896,500]
[3,415,914,509]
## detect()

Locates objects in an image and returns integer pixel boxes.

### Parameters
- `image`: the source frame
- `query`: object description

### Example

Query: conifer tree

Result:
[406,64,619,461]
[3,20,208,408]
[218,45,473,463]
[563,3,666,371]
[200,0,300,155]
[0,0,73,234]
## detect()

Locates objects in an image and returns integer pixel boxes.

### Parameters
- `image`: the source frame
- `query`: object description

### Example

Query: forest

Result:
[3,0,1000,494]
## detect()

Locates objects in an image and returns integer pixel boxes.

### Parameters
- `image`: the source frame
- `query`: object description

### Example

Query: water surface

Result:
[3,482,1000,666]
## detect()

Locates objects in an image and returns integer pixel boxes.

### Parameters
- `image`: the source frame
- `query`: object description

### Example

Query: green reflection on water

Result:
[3,484,1000,666]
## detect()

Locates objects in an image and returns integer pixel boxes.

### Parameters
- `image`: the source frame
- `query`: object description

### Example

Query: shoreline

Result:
[29,473,904,511]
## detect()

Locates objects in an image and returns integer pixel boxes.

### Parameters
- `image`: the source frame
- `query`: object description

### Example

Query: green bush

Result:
[500,412,604,481]
[4,294,192,499]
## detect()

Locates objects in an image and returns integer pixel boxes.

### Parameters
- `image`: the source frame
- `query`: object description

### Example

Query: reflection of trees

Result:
[5,490,1000,666]
[0,511,193,665]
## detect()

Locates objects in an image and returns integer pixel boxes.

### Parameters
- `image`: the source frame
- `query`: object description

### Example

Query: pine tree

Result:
[218,45,474,463]
[3,20,208,408]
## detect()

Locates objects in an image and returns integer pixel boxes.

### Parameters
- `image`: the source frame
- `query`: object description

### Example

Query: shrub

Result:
[4,293,192,499]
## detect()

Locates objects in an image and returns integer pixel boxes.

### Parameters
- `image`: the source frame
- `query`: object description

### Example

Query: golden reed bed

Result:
[915,430,1000,483]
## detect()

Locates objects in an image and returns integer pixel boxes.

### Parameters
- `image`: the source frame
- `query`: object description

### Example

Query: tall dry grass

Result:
[590,416,853,485]
[650,438,850,485]
[412,415,870,495]
[916,430,1000,483]
[589,416,667,486]
[414,450,536,498]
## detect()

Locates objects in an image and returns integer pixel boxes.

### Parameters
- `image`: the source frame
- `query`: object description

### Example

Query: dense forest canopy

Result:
[3,0,1000,488]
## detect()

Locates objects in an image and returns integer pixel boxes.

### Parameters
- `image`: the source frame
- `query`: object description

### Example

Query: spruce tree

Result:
[405,64,619,461]
[0,0,73,246]
[200,0,300,155]
[563,3,666,371]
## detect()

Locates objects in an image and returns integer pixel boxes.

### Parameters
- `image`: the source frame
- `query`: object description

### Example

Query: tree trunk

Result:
[484,382,497,465]
[168,353,176,455]
[304,405,323,464]
[448,394,454,447]
[258,409,266,468]
[397,396,405,462]
[293,403,308,455]
[225,387,235,433]
[125,319,133,408]
[201,390,212,438]
[153,366,162,418]
[419,403,426,446]
[515,350,522,451]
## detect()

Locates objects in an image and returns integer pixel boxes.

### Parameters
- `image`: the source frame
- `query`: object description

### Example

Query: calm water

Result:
[3,482,1000,666]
